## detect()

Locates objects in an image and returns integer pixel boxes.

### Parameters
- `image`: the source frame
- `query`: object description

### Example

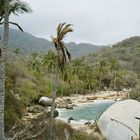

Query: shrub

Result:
[4,92,22,134]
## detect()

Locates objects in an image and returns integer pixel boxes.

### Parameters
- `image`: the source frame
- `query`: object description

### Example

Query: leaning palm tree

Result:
[0,0,32,139]
[48,23,73,140]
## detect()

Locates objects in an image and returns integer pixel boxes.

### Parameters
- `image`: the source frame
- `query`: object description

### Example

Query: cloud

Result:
[11,0,140,45]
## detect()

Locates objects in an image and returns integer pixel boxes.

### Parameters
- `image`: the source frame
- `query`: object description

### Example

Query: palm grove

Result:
[0,0,140,139]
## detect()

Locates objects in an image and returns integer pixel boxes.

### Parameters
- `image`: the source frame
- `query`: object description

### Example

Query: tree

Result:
[49,23,73,140]
[14,48,20,56]
[72,57,85,94]
[0,1,32,139]
[109,58,119,90]
[0,0,32,31]
[82,65,93,93]
[41,50,56,74]
[27,53,41,73]
[98,60,106,90]
[0,1,9,139]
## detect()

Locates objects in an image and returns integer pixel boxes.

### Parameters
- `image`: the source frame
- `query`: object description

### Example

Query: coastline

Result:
[56,90,128,133]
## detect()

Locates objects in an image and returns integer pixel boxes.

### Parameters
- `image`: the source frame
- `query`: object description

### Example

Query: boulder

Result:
[98,99,140,140]
[39,96,52,107]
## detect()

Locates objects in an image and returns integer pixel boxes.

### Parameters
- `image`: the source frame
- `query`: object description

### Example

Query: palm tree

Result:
[98,60,106,90]
[82,65,93,93]
[0,0,32,31]
[27,53,41,73]
[0,1,9,139]
[109,58,119,90]
[0,1,32,139]
[41,50,56,74]
[49,23,73,140]
[72,57,84,94]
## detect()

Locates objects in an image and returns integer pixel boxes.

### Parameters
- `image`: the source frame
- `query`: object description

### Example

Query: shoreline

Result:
[56,90,128,133]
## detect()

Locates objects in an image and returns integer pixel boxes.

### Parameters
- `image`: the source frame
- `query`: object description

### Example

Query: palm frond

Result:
[62,42,71,61]
[9,0,32,15]
[59,25,73,41]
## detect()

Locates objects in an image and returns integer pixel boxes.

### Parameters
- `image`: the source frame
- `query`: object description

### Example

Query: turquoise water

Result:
[57,100,115,123]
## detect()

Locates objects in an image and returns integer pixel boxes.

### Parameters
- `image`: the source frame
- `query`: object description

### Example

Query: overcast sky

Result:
[11,0,140,45]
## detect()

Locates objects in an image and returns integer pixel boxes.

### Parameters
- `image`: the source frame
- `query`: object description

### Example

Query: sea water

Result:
[57,100,115,124]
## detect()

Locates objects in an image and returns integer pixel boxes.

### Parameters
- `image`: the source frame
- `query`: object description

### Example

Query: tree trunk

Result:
[76,73,79,95]
[0,0,9,139]
[99,72,102,92]
[48,52,59,140]
[113,71,117,90]
[88,84,91,93]
[61,73,64,97]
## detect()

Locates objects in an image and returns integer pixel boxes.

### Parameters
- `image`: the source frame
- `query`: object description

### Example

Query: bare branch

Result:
[9,21,23,32]
[0,21,23,32]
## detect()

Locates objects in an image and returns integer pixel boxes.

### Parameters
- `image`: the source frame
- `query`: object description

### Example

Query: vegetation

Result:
[4,36,140,134]
[0,0,32,139]
[0,0,140,138]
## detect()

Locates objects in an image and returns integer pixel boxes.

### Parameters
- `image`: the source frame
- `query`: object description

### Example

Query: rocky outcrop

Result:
[98,99,140,140]
[57,98,74,109]
[27,105,45,113]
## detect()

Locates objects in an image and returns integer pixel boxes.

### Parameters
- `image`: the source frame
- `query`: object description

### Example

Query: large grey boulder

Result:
[98,99,140,140]
[39,97,52,106]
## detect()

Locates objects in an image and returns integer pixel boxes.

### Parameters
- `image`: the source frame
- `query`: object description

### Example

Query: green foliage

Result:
[5,36,140,134]
[130,87,140,102]
[4,92,22,134]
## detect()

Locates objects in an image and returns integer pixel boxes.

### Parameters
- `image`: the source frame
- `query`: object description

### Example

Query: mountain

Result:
[0,28,106,58]
[86,36,140,73]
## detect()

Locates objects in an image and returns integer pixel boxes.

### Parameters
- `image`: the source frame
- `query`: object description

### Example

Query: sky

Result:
[11,0,140,45]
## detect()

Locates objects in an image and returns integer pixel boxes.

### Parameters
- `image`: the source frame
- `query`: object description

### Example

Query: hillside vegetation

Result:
[5,36,140,137]
[86,36,140,99]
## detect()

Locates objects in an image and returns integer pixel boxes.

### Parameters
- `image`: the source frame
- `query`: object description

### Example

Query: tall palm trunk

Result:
[113,71,117,90]
[0,0,9,139]
[76,71,79,95]
[61,73,64,97]
[99,72,102,92]
[48,50,59,140]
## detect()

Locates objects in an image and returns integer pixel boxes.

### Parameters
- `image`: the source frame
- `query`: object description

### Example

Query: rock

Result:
[64,98,72,104]
[58,102,74,109]
[98,99,140,140]
[84,121,91,125]
[39,96,52,107]
[66,104,74,109]
[87,96,97,100]
[68,117,74,123]
[45,110,59,118]
[58,102,68,108]
[28,105,45,113]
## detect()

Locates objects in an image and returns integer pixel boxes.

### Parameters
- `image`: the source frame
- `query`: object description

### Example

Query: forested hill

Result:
[0,28,106,58]
[86,36,140,73]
